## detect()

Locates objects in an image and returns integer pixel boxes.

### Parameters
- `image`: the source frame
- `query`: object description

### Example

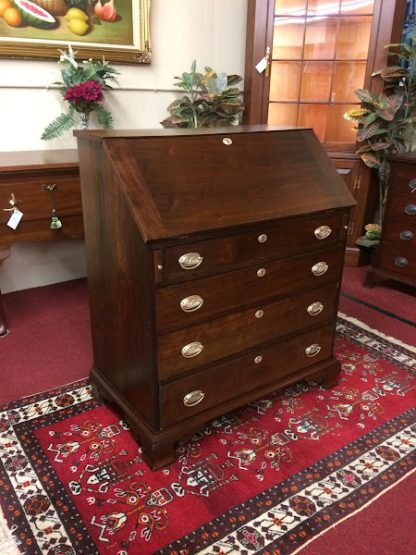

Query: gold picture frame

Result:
[0,0,151,64]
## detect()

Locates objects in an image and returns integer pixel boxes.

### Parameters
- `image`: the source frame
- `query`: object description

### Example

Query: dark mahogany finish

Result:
[75,125,355,470]
[365,154,416,289]
[0,150,83,335]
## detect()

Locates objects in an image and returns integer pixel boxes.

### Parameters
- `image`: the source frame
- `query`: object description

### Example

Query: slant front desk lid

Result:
[75,125,356,242]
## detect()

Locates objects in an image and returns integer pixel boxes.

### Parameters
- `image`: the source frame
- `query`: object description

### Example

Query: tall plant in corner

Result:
[161,60,244,128]
[344,40,416,236]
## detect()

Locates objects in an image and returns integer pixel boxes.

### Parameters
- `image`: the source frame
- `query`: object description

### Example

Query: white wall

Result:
[0,0,248,293]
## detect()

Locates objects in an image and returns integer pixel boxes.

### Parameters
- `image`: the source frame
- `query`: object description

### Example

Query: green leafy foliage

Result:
[94,104,114,129]
[41,109,75,141]
[344,40,416,228]
[161,61,244,128]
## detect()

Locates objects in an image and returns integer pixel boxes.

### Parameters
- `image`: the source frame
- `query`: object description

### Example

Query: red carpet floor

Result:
[0,268,415,554]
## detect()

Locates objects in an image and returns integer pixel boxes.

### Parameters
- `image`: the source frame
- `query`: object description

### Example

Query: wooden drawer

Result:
[390,165,416,197]
[387,195,416,224]
[159,323,334,427]
[0,171,81,223]
[157,282,338,380]
[163,212,346,282]
[156,245,344,333]
[381,220,416,247]
[377,241,416,277]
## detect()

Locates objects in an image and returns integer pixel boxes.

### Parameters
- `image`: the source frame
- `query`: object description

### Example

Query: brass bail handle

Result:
[3,193,18,211]
[42,184,62,230]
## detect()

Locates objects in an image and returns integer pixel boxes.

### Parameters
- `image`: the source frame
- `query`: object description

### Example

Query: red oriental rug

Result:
[0,313,415,555]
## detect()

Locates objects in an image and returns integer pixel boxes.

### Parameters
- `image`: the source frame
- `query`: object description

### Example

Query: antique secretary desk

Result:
[75,125,355,469]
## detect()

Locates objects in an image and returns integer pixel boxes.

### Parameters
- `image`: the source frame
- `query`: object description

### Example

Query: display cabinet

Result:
[244,0,406,265]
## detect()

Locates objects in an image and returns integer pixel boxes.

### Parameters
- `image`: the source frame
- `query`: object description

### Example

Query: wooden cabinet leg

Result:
[140,436,177,471]
[0,290,7,337]
[0,249,11,337]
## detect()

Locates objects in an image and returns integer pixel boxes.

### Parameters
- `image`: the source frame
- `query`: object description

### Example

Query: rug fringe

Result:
[0,506,20,555]
[338,312,416,353]
[292,466,416,555]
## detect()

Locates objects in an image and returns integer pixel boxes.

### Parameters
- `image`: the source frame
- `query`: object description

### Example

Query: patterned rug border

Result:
[338,312,416,353]
[291,465,416,555]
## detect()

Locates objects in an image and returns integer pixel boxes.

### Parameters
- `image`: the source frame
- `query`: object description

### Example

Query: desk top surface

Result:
[0,149,78,172]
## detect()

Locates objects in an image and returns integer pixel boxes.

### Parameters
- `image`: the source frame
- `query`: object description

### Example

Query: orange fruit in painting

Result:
[0,0,12,17]
[3,6,22,26]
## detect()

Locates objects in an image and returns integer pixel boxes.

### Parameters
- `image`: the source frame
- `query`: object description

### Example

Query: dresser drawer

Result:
[159,323,334,427]
[389,165,416,197]
[156,245,344,333]
[377,241,416,277]
[163,212,346,282]
[157,283,337,380]
[0,171,81,223]
[381,220,416,247]
[387,195,416,224]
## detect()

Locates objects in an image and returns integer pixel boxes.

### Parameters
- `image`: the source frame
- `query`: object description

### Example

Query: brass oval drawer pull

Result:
[254,355,263,364]
[394,256,408,268]
[311,261,328,276]
[305,344,321,357]
[183,390,205,407]
[181,341,204,358]
[307,301,324,316]
[178,252,204,270]
[409,178,416,193]
[404,204,416,216]
[255,309,264,319]
[258,233,268,243]
[180,295,204,313]
[223,137,233,146]
[257,268,266,277]
[399,230,413,241]
[314,225,332,240]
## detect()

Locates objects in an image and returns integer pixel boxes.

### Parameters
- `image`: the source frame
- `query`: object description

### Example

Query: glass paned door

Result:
[268,0,375,144]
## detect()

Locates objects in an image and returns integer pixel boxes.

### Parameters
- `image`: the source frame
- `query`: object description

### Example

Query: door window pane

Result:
[275,0,306,16]
[298,104,328,142]
[304,17,337,59]
[341,0,374,15]
[325,103,358,142]
[331,61,366,102]
[307,0,340,16]
[270,62,302,101]
[273,19,305,59]
[335,16,372,59]
[268,103,298,126]
[300,62,332,101]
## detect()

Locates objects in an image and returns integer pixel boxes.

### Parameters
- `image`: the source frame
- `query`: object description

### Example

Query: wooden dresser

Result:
[0,150,83,335]
[365,155,416,289]
[75,125,356,469]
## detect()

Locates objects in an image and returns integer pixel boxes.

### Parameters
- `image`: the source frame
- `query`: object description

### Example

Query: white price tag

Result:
[255,57,267,74]
[7,209,23,230]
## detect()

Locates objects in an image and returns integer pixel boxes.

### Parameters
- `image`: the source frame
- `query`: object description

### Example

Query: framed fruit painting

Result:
[0,0,151,63]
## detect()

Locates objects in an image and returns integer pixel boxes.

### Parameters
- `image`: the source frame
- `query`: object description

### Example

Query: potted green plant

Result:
[161,60,244,128]
[344,40,416,246]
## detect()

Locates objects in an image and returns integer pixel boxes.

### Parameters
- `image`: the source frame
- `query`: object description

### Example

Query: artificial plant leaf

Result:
[94,104,114,129]
[41,110,75,141]
[227,74,243,86]
[360,152,381,168]
[356,121,384,141]
[355,88,379,104]
[344,108,370,120]
[380,66,407,79]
